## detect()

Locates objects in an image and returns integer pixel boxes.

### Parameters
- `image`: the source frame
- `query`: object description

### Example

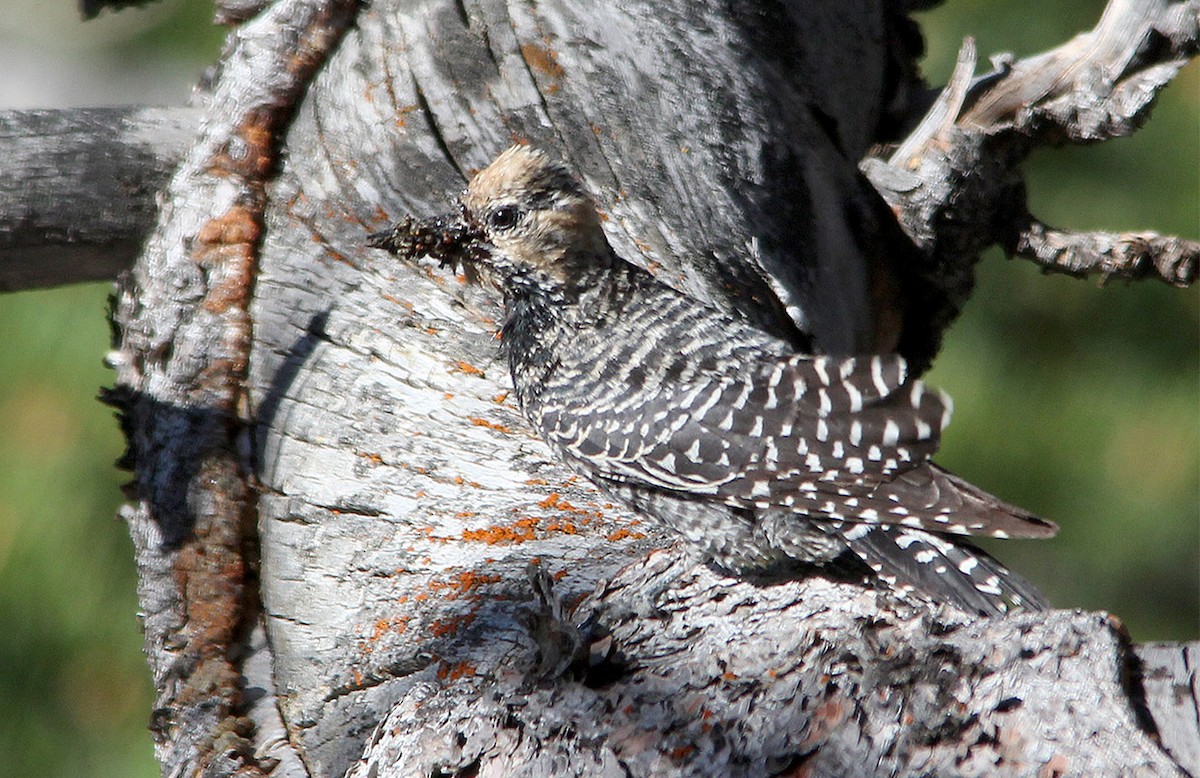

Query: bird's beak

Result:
[366,208,486,274]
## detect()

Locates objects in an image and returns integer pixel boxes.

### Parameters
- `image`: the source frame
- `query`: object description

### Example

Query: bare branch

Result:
[888,37,977,169]
[0,107,195,292]
[864,0,1197,353]
[1009,217,1199,286]
[961,0,1200,140]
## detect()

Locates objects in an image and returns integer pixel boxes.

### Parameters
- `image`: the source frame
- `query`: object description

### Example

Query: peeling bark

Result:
[107,1,358,775]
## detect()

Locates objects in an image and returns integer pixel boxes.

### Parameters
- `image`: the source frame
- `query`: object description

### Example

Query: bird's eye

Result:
[488,205,521,231]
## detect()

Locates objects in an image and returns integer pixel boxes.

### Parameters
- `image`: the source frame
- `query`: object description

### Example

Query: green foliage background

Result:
[0,1,1194,775]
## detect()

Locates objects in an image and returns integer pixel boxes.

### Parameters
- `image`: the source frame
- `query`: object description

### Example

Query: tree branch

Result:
[1008,217,1199,286]
[959,0,1199,138]
[0,107,195,291]
[106,2,358,776]
[864,0,1198,329]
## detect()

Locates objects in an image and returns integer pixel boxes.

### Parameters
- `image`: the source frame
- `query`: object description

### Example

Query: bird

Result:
[367,145,1057,616]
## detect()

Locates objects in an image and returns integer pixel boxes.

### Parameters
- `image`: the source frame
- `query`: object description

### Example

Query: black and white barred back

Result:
[507,260,1052,615]
[368,146,1056,616]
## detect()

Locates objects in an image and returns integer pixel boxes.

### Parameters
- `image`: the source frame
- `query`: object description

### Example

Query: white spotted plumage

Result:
[368,145,1058,616]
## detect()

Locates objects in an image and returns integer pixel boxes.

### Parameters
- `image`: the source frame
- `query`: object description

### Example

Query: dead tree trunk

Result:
[2,1,1196,776]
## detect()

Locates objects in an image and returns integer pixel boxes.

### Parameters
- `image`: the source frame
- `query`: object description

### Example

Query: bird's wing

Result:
[538,352,1055,540]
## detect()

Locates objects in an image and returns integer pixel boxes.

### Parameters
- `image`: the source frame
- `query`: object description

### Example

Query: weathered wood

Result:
[1011,218,1198,285]
[246,2,943,773]
[96,0,1198,776]
[107,2,358,776]
[0,107,196,291]
[345,555,1186,777]
[861,0,1199,361]
[1137,642,1200,775]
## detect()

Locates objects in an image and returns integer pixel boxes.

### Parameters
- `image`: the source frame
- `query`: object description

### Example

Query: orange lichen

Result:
[469,417,513,433]
[461,516,540,545]
[448,570,502,596]
[429,612,475,638]
[358,616,410,655]
[393,104,419,127]
[436,661,477,681]
[453,360,485,376]
[427,570,502,600]
[607,528,647,542]
[520,41,564,92]
[320,245,354,266]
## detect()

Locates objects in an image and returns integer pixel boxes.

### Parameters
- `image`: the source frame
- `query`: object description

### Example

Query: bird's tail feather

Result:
[840,523,1049,616]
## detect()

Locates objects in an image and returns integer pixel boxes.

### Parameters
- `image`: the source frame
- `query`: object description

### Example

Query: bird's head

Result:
[368,146,612,293]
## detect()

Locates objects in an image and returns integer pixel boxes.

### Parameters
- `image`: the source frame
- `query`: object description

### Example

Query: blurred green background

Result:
[0,1,1194,776]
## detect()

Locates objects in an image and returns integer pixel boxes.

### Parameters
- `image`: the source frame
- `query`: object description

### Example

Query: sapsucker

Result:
[368,146,1056,616]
